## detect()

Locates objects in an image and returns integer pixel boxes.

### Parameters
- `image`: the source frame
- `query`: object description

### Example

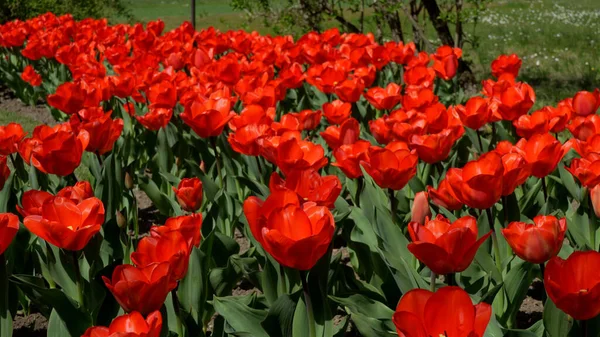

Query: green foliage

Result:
[0,0,134,23]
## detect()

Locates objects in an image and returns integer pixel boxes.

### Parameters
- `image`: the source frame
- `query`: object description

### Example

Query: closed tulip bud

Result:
[502,215,567,264]
[125,172,134,190]
[410,191,431,225]
[173,178,203,212]
[591,185,600,218]
[116,210,127,229]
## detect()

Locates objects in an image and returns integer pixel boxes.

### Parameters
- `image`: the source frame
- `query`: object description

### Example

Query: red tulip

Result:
[16,190,52,217]
[404,66,436,90]
[135,107,173,131]
[147,80,177,109]
[409,128,456,164]
[323,100,352,125]
[332,140,371,179]
[431,46,462,80]
[547,105,572,133]
[21,65,42,86]
[103,262,177,315]
[0,156,8,191]
[361,141,418,190]
[516,133,566,178]
[545,251,600,320]
[393,286,491,337]
[334,78,364,103]
[454,97,494,130]
[513,109,550,139]
[243,189,335,270]
[82,311,162,337]
[427,179,463,211]
[408,215,491,275]
[572,89,600,117]
[0,123,26,155]
[173,178,203,212]
[22,124,89,176]
[321,118,360,150]
[23,196,105,251]
[269,169,341,208]
[591,185,600,218]
[70,108,124,155]
[152,214,203,248]
[56,181,95,204]
[496,82,536,121]
[47,82,87,115]
[568,115,600,141]
[0,213,19,255]
[228,124,272,156]
[445,152,504,209]
[502,215,566,264]
[491,54,522,79]
[364,83,402,110]
[567,154,600,188]
[181,91,236,138]
[410,191,431,225]
[499,152,531,196]
[273,137,328,176]
[131,231,191,282]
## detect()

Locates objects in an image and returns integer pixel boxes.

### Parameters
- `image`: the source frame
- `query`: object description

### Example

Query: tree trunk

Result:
[455,0,463,48]
[374,0,404,42]
[410,0,423,49]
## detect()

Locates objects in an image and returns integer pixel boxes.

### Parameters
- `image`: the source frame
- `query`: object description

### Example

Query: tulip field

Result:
[2,11,600,337]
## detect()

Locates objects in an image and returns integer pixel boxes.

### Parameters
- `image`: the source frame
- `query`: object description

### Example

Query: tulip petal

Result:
[424,286,476,337]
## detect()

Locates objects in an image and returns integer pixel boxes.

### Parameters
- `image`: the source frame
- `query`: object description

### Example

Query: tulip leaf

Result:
[565,201,591,250]
[346,310,394,337]
[557,164,582,202]
[0,255,11,337]
[178,247,205,324]
[328,294,394,320]
[138,175,173,215]
[543,298,572,337]
[496,259,534,327]
[519,178,543,216]
[0,171,14,213]
[213,295,269,337]
[261,293,299,337]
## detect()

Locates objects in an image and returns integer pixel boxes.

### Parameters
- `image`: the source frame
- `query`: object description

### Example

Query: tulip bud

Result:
[591,185,600,218]
[124,172,134,190]
[199,161,206,173]
[176,156,182,167]
[411,191,431,225]
[116,210,127,228]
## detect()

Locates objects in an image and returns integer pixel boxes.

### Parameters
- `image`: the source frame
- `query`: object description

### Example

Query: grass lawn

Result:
[0,110,40,133]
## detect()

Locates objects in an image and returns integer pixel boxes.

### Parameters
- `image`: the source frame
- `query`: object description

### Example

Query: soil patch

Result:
[13,313,48,337]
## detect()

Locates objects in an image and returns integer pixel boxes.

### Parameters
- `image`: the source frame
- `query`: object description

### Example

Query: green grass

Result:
[114,0,600,109]
[0,110,39,133]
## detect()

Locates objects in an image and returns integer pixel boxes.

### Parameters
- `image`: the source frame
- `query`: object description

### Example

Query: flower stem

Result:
[430,272,437,292]
[389,188,398,226]
[486,208,503,275]
[279,264,288,295]
[541,177,548,203]
[355,177,363,207]
[211,137,223,188]
[476,129,484,154]
[589,195,597,250]
[171,289,184,337]
[300,271,316,337]
[71,251,85,308]
[539,263,547,303]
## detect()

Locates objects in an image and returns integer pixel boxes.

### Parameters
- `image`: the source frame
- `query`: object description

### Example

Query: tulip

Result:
[152,214,203,248]
[21,65,42,86]
[332,140,371,179]
[445,152,504,209]
[243,189,335,270]
[70,108,124,155]
[454,97,494,130]
[502,215,566,264]
[103,262,177,315]
[57,181,94,203]
[131,231,191,282]
[82,311,162,337]
[320,118,360,150]
[23,196,105,251]
[393,286,491,337]
[591,185,600,218]
[427,179,463,211]
[0,156,8,191]
[147,80,177,109]
[173,178,203,212]
[181,92,236,138]
[517,133,566,178]
[16,190,52,217]
[322,100,352,125]
[572,89,600,117]
[568,115,600,141]
[361,142,418,191]
[407,215,491,275]
[547,105,571,133]
[544,251,600,320]
[0,213,19,255]
[274,137,328,176]
[491,53,522,79]
[0,123,26,155]
[410,192,431,225]
[269,170,342,208]
[496,82,536,121]
[334,78,364,103]
[499,152,531,196]
[404,66,436,90]
[431,45,462,80]
[135,108,173,131]
[47,82,87,115]
[409,128,456,164]
[363,83,402,110]
[228,124,272,156]
[567,154,600,188]
[513,109,550,139]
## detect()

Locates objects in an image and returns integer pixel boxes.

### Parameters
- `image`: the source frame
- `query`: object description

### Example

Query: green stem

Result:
[486,208,503,275]
[502,195,509,226]
[132,190,139,248]
[539,263,547,304]
[171,289,184,337]
[476,129,484,154]
[430,272,437,292]
[300,271,316,337]
[389,188,398,226]
[541,177,548,203]
[279,264,288,295]
[71,251,85,308]
[589,195,597,250]
[211,137,223,188]
[355,177,363,207]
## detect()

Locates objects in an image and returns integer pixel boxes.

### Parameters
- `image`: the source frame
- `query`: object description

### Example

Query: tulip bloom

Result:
[70,108,124,155]
[499,152,531,196]
[363,83,402,110]
[131,231,191,282]
[409,128,456,164]
[228,124,272,156]
[103,262,177,315]
[47,82,87,115]
[269,170,342,208]
[273,137,328,176]
[16,190,53,217]
[181,92,236,138]
[517,133,566,178]
[408,215,491,275]
[567,154,600,188]
[446,152,504,209]
[545,251,600,320]
[82,311,162,337]
[332,140,371,179]
[572,89,600,117]
[431,46,462,80]
[393,286,491,337]
[322,100,352,125]
[496,82,536,121]
[0,123,26,155]
[454,97,494,130]
[502,215,566,264]
[147,80,177,109]
[0,213,19,255]
[243,189,335,270]
[56,181,95,203]
[135,108,173,131]
[22,124,89,176]
[23,196,105,251]
[320,118,360,150]
[427,179,464,211]
[334,78,364,103]
[152,214,203,248]
[491,54,522,79]
[513,109,550,139]
[361,142,418,190]
[21,65,42,86]
[173,178,203,212]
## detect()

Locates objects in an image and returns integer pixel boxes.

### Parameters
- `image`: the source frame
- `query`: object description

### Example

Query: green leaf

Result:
[495,260,534,326]
[348,311,394,337]
[0,255,12,337]
[261,293,299,337]
[178,247,205,324]
[0,172,14,213]
[328,294,393,320]
[138,175,173,215]
[544,298,572,337]
[213,295,269,337]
